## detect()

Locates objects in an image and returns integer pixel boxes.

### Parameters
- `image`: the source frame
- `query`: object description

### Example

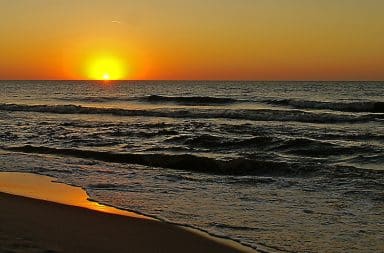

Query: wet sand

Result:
[0,172,252,253]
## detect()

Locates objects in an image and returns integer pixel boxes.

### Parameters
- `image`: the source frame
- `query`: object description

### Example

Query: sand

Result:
[0,172,254,253]
[0,192,251,253]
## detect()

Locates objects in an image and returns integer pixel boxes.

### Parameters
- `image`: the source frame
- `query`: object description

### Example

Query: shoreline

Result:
[0,171,257,253]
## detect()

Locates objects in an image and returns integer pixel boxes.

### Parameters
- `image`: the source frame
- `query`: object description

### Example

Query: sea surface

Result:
[0,81,383,252]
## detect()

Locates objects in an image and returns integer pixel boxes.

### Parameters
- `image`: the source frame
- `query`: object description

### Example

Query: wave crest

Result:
[2,145,318,176]
[1,103,379,123]
[264,98,384,113]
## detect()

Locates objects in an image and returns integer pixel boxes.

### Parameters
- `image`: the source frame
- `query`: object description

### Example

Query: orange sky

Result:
[0,0,383,80]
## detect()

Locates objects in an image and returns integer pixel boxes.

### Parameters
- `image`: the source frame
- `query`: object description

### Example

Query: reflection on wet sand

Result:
[0,172,149,219]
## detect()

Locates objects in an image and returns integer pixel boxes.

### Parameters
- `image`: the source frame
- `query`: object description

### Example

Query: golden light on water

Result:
[0,172,149,219]
[86,55,127,80]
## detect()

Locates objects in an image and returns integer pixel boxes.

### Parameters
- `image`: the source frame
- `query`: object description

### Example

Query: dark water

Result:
[1,81,383,252]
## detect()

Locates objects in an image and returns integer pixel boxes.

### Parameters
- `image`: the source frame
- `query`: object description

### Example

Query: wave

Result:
[1,103,380,123]
[2,145,319,176]
[2,145,384,181]
[4,145,383,180]
[166,134,278,149]
[166,134,377,158]
[264,98,384,113]
[142,95,238,105]
[273,138,375,157]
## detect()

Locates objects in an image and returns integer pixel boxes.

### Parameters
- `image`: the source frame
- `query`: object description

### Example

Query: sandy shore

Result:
[0,172,253,253]
[0,192,249,253]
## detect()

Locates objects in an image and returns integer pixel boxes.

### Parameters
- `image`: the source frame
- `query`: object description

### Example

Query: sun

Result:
[86,56,127,80]
[103,73,110,80]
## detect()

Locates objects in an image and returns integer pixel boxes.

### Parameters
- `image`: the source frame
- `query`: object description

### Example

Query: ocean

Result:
[0,81,383,252]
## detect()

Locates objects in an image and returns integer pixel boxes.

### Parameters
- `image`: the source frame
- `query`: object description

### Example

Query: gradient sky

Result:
[0,0,383,80]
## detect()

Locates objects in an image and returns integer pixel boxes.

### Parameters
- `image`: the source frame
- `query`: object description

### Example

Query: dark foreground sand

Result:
[0,192,249,253]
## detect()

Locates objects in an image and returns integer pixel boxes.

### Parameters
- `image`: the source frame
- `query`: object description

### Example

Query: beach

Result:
[1,0,384,251]
[1,81,383,252]
[0,172,251,253]
[0,192,249,253]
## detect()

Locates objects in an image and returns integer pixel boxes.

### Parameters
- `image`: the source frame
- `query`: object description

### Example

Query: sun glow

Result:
[103,73,110,80]
[87,56,127,80]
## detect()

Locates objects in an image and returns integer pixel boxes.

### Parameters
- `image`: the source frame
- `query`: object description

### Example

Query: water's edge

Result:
[0,171,259,253]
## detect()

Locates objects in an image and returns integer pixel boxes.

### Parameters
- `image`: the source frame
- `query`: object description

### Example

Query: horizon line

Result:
[0,79,383,82]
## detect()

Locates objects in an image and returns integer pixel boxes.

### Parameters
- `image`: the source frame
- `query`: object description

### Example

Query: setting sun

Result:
[86,56,127,80]
[103,73,110,80]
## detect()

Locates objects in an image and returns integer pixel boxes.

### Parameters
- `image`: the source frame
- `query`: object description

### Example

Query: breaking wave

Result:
[168,135,376,157]
[264,98,384,113]
[1,103,380,123]
[2,145,318,176]
[3,145,383,179]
